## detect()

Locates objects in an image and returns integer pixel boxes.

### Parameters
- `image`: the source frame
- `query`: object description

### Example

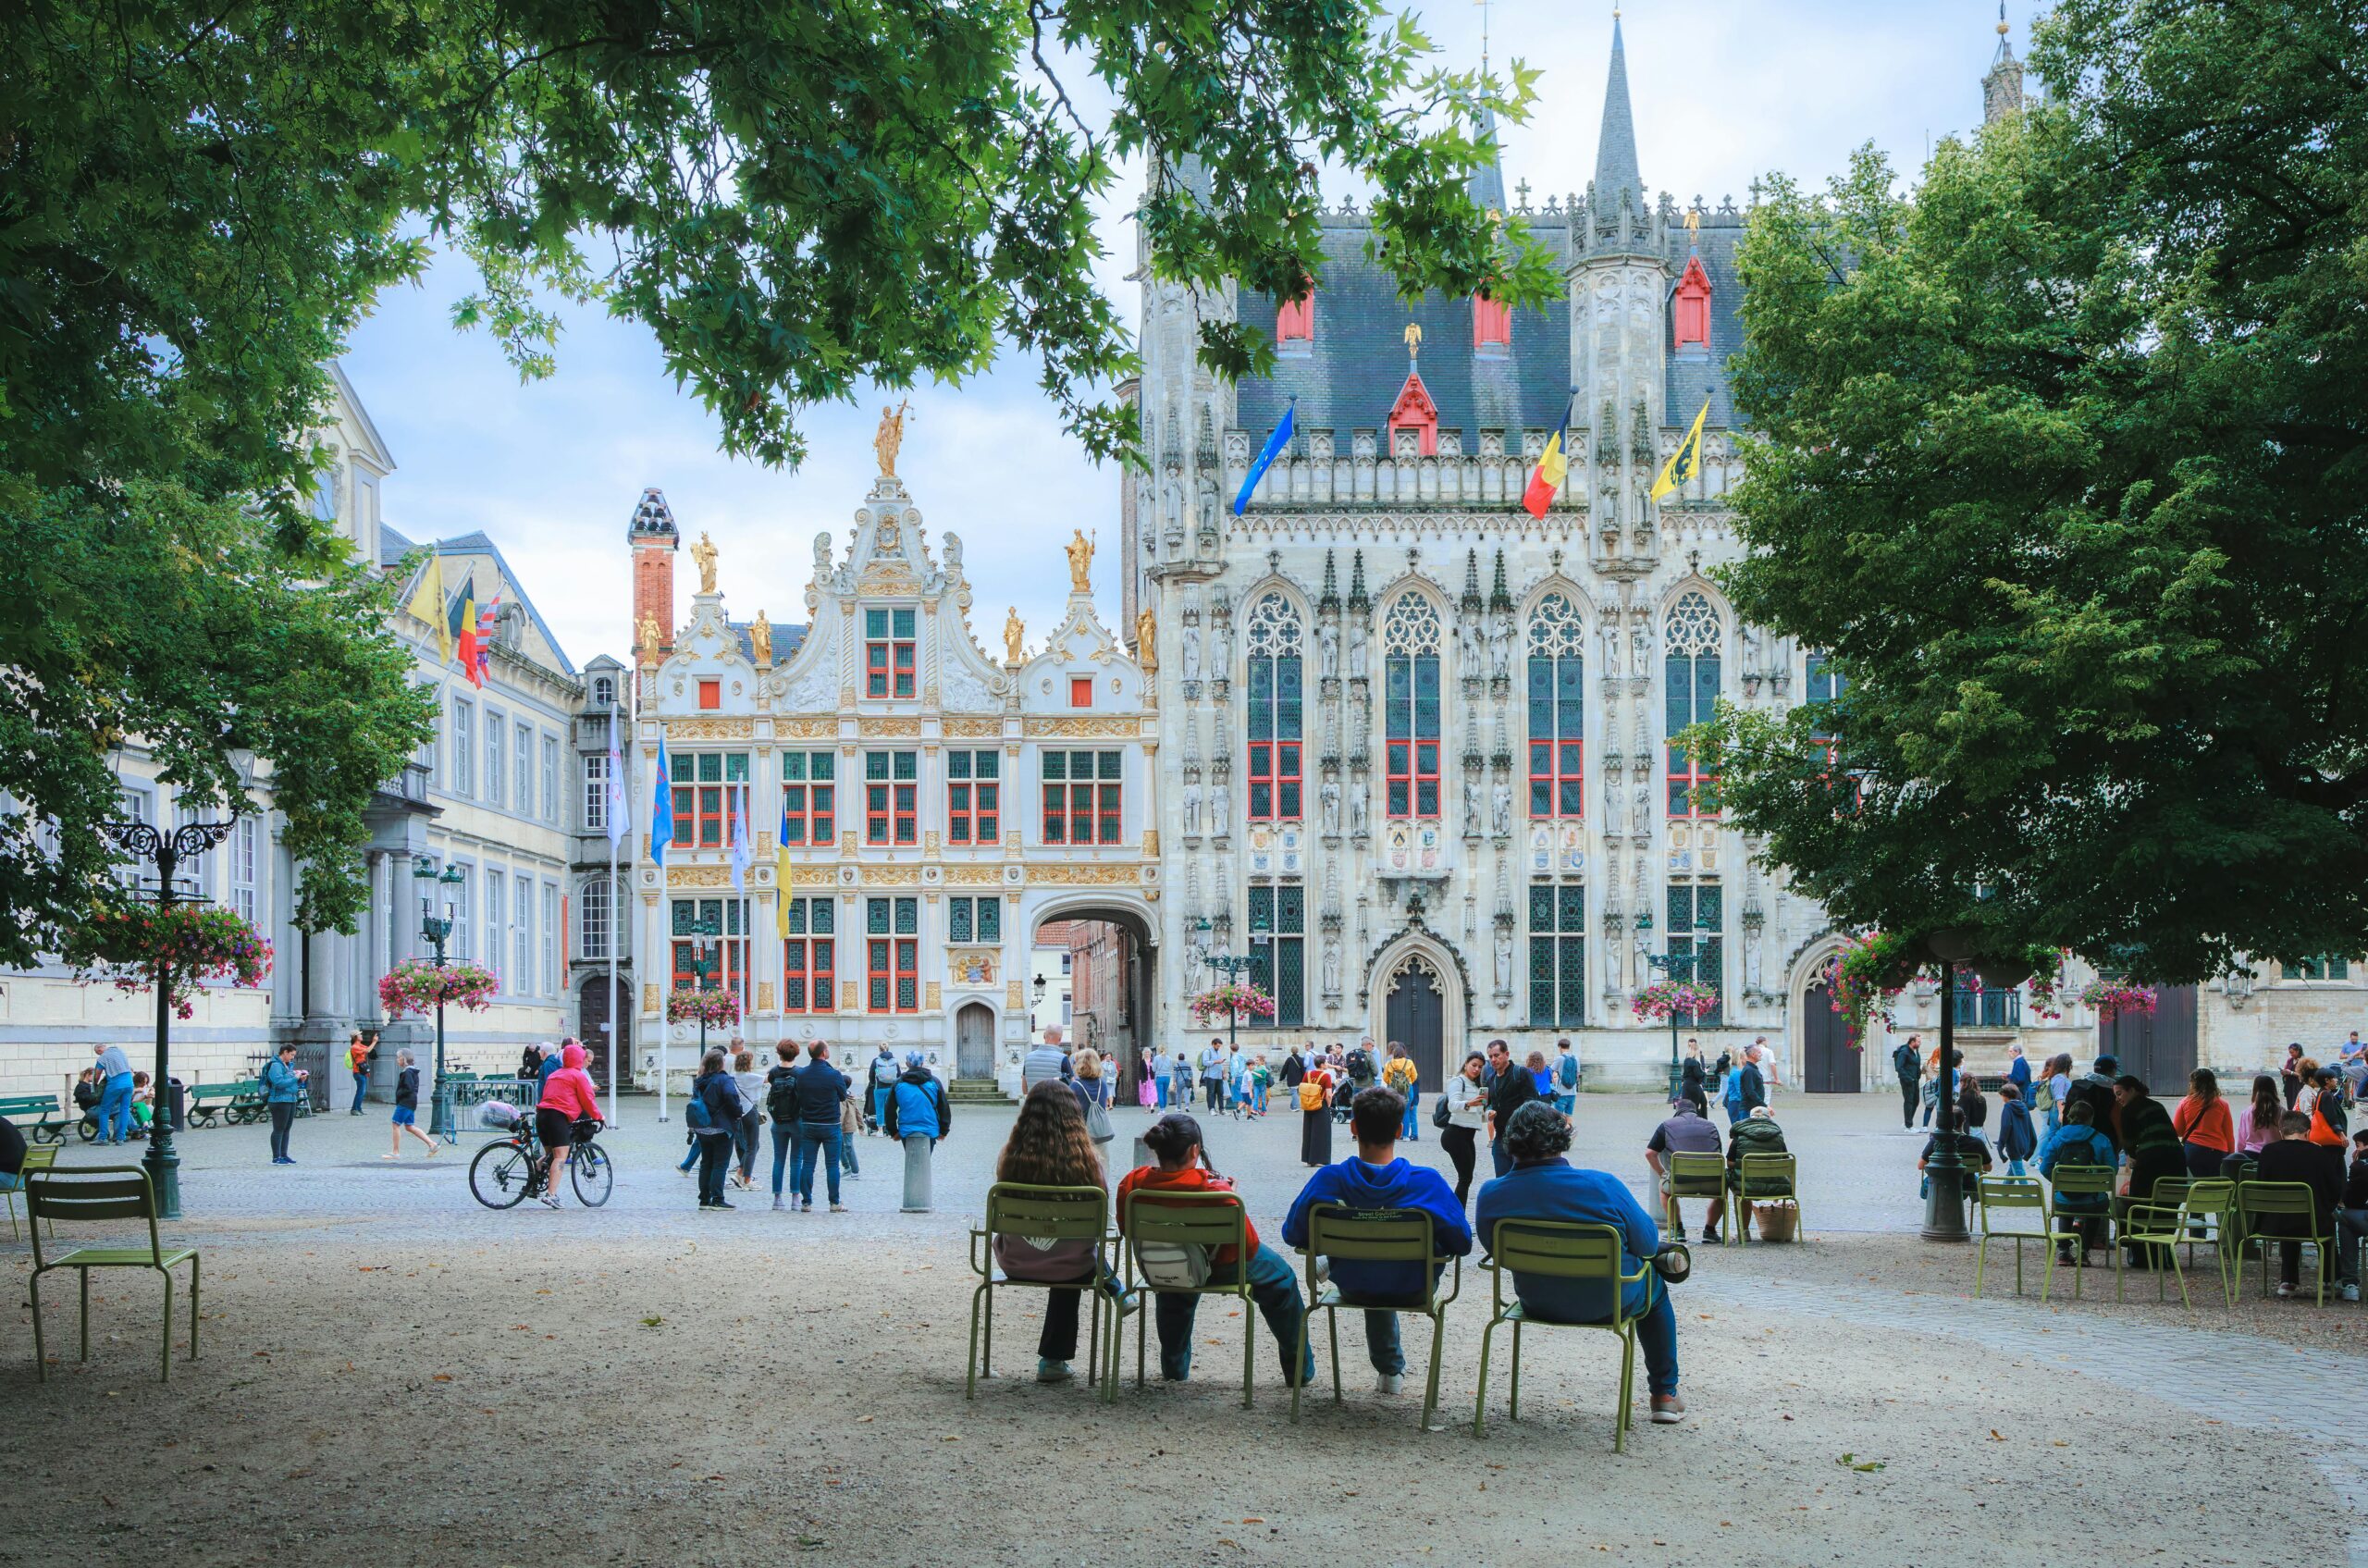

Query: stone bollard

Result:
[901,1133,934,1212]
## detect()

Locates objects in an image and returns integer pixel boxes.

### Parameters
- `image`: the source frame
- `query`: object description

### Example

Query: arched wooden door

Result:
[1386,957,1446,1092]
[955,1003,996,1081]
[1801,981,1860,1093]
[578,976,627,1089]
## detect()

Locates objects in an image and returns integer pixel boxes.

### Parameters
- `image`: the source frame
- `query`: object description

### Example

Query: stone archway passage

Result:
[1387,956,1447,1092]
[955,1002,996,1081]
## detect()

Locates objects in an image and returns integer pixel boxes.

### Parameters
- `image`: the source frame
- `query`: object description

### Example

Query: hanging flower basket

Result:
[1187,982,1276,1027]
[2078,979,2156,1020]
[1820,931,1919,1042]
[1631,981,1721,1022]
[378,958,500,1018]
[667,988,742,1027]
[68,904,273,1020]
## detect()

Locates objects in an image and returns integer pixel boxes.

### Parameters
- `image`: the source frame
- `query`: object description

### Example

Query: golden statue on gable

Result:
[1064,528,1094,594]
[1002,607,1026,665]
[690,531,719,595]
[638,614,663,655]
[873,399,911,477]
[751,610,773,666]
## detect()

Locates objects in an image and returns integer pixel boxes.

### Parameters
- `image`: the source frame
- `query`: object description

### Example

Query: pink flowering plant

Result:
[68,904,273,1020]
[1188,982,1277,1027]
[2077,979,2157,1020]
[667,988,742,1027]
[1820,931,1918,1041]
[378,957,500,1017]
[1631,981,1720,1022]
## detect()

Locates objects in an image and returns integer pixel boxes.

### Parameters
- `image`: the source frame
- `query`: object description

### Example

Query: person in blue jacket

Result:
[2038,1099,2116,1265]
[260,1043,308,1165]
[1474,1100,1688,1425]
[1282,1087,1473,1397]
[883,1052,952,1213]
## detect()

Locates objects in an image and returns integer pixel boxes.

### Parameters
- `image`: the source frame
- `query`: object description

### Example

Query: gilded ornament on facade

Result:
[638,614,663,656]
[859,716,922,737]
[691,531,719,595]
[1002,608,1026,665]
[1023,715,1140,737]
[943,716,1000,737]
[751,611,773,666]
[663,716,755,741]
[1134,608,1157,674]
[874,399,910,476]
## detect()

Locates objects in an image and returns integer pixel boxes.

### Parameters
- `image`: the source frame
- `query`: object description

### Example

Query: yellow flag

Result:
[1650,399,1711,501]
[401,551,449,663]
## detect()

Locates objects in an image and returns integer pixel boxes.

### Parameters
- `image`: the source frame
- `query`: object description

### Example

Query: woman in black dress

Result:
[1299,1058,1335,1166]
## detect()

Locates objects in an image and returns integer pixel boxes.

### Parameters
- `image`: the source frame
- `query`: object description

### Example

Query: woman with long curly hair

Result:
[992,1080,1113,1385]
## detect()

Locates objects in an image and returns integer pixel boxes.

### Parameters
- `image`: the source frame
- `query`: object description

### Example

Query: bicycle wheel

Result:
[468,1139,534,1209]
[571,1142,614,1208]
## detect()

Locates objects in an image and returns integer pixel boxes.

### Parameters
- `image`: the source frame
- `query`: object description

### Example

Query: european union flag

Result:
[1232,398,1297,515]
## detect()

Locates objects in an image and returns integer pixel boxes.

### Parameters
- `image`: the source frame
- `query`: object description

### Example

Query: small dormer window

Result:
[697,679,721,711]
[1388,374,1439,458]
[1276,289,1314,348]
[592,676,615,708]
[1673,253,1713,351]
[865,607,917,699]
[1069,675,1094,709]
[1473,290,1511,350]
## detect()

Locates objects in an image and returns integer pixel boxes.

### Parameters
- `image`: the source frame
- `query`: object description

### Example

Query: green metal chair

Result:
[1972,1177,2057,1299]
[4,1143,60,1243]
[1730,1153,1803,1244]
[2236,1180,2332,1306]
[966,1182,1116,1401]
[25,1167,201,1383]
[1472,1218,1674,1451]
[2171,1179,2238,1306]
[1661,1152,1726,1240]
[2042,1166,2117,1300]
[1116,1189,1262,1407]
[1289,1204,1462,1430]
[2114,1197,2192,1307]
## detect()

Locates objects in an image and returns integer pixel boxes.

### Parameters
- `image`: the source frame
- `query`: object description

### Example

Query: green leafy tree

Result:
[1706,0,2368,982]
[3,0,1543,956]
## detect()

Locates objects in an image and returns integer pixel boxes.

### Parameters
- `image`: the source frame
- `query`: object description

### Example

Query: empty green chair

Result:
[2114,1197,2193,1308]
[1973,1176,2057,1300]
[25,1167,201,1383]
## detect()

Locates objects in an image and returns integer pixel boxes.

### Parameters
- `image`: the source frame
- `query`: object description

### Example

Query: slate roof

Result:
[1663,219,1745,432]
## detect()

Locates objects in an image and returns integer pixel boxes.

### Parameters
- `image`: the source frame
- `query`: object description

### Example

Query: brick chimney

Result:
[628,488,678,664]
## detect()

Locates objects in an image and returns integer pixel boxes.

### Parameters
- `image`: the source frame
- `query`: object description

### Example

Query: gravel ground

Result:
[1,1093,2359,1567]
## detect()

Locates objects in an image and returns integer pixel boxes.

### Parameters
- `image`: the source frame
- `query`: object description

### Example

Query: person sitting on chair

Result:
[1282,1087,1472,1398]
[2252,1111,2350,1299]
[1474,1101,1688,1426]
[1644,1097,1725,1244]
[1726,1105,1794,1241]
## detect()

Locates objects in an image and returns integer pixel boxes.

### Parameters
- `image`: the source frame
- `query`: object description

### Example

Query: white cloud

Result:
[340,1,2043,666]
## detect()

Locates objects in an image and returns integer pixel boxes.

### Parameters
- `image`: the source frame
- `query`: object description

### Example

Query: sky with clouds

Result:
[340,1,2049,674]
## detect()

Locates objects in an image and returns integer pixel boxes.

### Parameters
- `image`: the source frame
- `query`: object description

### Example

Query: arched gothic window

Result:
[1244,594,1304,821]
[1383,593,1442,819]
[1664,591,1721,817]
[1525,594,1585,818]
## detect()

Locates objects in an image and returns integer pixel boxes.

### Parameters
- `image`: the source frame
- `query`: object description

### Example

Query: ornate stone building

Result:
[625,438,1155,1094]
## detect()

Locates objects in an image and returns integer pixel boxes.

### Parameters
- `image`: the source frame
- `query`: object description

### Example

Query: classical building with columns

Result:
[623,440,1156,1095]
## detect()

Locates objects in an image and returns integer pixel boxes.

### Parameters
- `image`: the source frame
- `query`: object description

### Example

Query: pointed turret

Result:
[1593,18,1645,213]
[1983,2,2026,124]
[1468,96,1508,216]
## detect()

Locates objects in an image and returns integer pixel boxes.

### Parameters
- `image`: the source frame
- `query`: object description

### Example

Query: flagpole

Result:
[655,716,669,1126]
[605,699,620,1126]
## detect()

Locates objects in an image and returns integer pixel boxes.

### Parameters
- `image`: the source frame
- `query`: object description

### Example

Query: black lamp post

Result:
[1634,910,1698,1101]
[1029,973,1048,1031]
[412,857,465,1137]
[1195,916,1262,1051]
[684,917,721,1060]
[97,817,238,1220]
[1918,928,1981,1243]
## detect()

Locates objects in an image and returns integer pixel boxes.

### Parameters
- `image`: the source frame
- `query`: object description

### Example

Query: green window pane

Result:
[1696,883,1722,932]
[811,752,834,781]
[975,750,998,780]
[1668,883,1691,935]
[948,751,970,780]
[784,900,807,936]
[783,753,807,782]
[1276,936,1304,1029]
[671,753,692,782]
[1559,936,1585,1025]
[867,751,889,780]
[811,898,833,935]
[894,896,917,934]
[866,609,887,638]
[949,899,972,943]
[893,608,914,637]
[1042,751,1067,781]
[1530,883,1552,929]
[867,898,890,935]
[1559,883,1585,932]
[977,899,1000,943]
[892,750,915,781]
[1098,751,1122,780]
[725,754,748,782]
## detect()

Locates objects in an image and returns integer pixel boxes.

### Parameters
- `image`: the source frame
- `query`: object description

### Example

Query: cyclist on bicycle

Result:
[533,1043,603,1208]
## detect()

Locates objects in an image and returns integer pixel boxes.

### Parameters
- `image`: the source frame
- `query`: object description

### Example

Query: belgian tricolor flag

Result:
[1521,391,1578,519]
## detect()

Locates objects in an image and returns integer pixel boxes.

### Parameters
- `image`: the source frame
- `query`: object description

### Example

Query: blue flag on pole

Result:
[1232,398,1296,515]
[648,728,672,868]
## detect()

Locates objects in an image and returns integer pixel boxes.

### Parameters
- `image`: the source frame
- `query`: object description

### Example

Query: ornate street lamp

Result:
[412,857,466,1136]
[1634,909,1699,1101]
[1918,925,1981,1243]
[97,816,239,1219]
[1193,914,1264,1051]
[684,917,722,1060]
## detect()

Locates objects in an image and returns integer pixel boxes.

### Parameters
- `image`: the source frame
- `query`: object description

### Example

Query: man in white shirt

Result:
[1021,1026,1070,1094]
[1197,1038,1228,1112]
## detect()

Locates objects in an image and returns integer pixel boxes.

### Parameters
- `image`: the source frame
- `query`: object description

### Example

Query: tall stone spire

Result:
[1468,93,1508,216]
[1982,2,2026,124]
[1593,17,1644,211]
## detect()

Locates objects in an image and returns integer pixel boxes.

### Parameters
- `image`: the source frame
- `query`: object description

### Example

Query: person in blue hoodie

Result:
[1282,1087,1473,1397]
[1474,1100,1688,1425]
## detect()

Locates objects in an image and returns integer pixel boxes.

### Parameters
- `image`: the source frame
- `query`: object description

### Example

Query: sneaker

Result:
[771,1196,786,1212]
[1650,1393,1687,1424]
[801,1200,814,1212]
[1036,1358,1074,1385]
[2275,1281,2296,1298]
[2341,1282,2361,1303]
[539,1194,561,1210]
[1375,1373,1404,1397]
[829,1203,847,1213]
[1672,1226,1689,1243]
[1699,1227,1720,1244]
[712,1199,735,1210]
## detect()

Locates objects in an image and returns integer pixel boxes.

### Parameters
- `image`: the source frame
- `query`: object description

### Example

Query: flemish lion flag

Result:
[1650,398,1711,501]
[1521,391,1578,519]
[401,551,448,663]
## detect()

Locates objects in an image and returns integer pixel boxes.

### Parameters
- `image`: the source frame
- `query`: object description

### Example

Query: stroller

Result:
[1330,1077,1356,1126]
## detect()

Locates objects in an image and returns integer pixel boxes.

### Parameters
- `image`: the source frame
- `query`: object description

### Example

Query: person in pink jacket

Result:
[534,1043,603,1208]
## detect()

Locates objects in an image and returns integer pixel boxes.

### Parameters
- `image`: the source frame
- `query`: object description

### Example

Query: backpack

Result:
[1432,1091,1453,1130]
[767,1073,801,1123]
[1557,1053,1579,1090]
[1132,1237,1214,1289]
[684,1088,713,1132]
[1298,1080,1326,1112]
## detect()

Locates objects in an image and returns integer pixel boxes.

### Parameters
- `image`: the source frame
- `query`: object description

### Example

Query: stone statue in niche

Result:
[1462,779,1481,836]
[1196,486,1217,537]
[1490,779,1511,837]
[1210,781,1231,838]
[1349,784,1368,836]
[1320,779,1341,835]
[1602,777,1623,833]
[1457,618,1482,677]
[1745,939,1765,993]
[1494,926,1513,994]
[1317,621,1339,680]
[1163,479,1184,546]
[1348,616,1369,681]
[1600,619,1622,677]
[1634,783,1651,833]
[1489,618,1512,680]
[1180,623,1202,683]
[1322,937,1342,997]
[1631,618,1652,671]
[1182,782,1202,837]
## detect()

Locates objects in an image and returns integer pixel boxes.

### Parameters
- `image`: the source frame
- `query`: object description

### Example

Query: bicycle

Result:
[468,1116,613,1209]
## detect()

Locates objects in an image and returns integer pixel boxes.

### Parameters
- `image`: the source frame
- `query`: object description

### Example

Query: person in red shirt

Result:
[1116,1114,1314,1387]
[533,1043,603,1208]
[2172,1068,2235,1179]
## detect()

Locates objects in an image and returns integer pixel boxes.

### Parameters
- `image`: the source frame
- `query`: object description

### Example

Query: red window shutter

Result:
[1276,291,1314,342]
[1473,292,1511,348]
[1069,675,1093,708]
[697,679,721,710]
[1673,253,1713,349]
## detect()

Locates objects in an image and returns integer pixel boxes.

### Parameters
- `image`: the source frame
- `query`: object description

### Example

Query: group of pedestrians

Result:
[986,1080,1691,1426]
[681,1039,951,1215]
